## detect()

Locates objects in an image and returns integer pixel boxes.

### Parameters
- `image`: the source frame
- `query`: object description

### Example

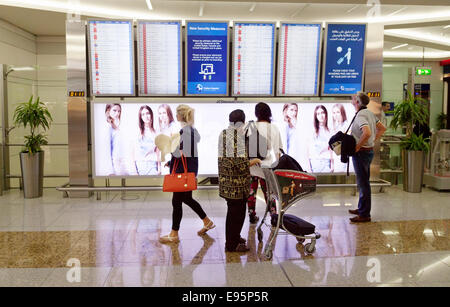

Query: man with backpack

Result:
[349,92,386,223]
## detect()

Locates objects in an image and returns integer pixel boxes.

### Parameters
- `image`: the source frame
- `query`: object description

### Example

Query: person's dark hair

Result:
[313,105,329,136]
[356,92,370,106]
[229,109,245,125]
[382,101,389,107]
[255,102,272,123]
[138,105,155,137]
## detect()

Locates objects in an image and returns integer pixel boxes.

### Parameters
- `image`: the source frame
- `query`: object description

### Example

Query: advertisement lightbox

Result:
[92,101,355,178]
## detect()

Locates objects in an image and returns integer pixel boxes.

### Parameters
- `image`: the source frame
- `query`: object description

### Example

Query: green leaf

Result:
[13,96,53,153]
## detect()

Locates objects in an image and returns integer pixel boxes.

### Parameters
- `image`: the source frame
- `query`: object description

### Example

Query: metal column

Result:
[0,64,10,193]
[364,23,384,180]
[66,20,92,197]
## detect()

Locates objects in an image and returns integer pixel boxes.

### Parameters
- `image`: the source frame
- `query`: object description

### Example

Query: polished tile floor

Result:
[0,186,449,287]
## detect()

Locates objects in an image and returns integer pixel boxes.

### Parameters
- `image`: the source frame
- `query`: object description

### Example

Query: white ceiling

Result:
[0,0,449,59]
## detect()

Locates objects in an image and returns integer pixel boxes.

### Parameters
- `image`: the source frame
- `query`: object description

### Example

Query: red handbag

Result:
[163,154,197,192]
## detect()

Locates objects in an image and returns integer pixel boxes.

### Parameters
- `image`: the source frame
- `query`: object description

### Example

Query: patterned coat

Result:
[218,126,251,200]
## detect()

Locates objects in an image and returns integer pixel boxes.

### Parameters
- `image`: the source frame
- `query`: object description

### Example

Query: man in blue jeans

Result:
[349,92,386,223]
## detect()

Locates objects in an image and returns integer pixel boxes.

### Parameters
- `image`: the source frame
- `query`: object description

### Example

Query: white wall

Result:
[1,18,68,187]
[0,19,36,66]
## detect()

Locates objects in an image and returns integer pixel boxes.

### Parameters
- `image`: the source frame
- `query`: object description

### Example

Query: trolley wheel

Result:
[257,230,263,242]
[304,243,316,254]
[296,238,305,244]
[265,249,273,260]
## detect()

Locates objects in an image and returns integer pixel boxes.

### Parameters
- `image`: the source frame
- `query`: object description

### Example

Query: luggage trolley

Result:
[257,167,321,259]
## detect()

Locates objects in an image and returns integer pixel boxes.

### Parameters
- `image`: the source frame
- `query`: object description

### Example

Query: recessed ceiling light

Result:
[346,5,359,13]
[146,0,153,10]
[391,43,408,50]
[388,7,407,16]
[444,25,450,29]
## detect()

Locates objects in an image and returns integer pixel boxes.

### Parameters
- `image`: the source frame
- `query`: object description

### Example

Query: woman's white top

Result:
[247,121,283,179]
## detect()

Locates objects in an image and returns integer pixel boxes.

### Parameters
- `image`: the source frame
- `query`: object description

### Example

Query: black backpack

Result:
[328,107,366,175]
[245,121,268,160]
[272,149,304,172]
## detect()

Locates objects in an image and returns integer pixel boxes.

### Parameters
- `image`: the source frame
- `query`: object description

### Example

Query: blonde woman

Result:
[159,104,215,244]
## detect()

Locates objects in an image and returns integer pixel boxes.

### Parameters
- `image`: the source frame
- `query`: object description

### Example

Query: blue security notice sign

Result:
[322,23,366,95]
[186,21,229,95]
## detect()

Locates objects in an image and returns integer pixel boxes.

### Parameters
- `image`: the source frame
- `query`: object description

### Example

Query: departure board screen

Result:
[137,21,181,96]
[277,23,322,96]
[88,20,135,96]
[186,21,229,95]
[233,22,275,96]
[322,23,366,95]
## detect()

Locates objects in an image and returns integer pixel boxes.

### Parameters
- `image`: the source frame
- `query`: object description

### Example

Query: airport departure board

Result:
[137,21,181,96]
[88,20,135,96]
[277,23,322,96]
[233,22,275,96]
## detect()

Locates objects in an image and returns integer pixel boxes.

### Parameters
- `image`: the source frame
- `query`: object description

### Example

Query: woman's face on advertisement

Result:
[110,105,121,120]
[332,107,342,123]
[141,108,151,125]
[316,108,326,124]
[287,105,298,119]
[159,108,168,124]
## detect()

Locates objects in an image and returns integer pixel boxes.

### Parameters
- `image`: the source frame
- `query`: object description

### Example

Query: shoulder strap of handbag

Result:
[191,126,194,158]
[344,106,367,134]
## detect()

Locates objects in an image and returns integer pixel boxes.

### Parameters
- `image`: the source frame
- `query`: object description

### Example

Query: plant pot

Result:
[19,151,44,198]
[402,150,425,193]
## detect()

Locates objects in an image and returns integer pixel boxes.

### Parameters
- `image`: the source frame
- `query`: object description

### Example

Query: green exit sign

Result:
[416,67,431,76]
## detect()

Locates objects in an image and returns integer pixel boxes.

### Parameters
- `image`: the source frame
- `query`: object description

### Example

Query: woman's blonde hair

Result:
[176,104,194,125]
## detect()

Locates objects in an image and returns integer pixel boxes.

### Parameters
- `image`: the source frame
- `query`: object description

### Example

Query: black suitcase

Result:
[271,213,315,236]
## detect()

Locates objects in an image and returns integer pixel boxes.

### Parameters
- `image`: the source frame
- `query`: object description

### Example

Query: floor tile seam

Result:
[38,267,59,287]
[101,267,114,287]
[35,210,66,229]
[276,251,450,265]
[274,255,295,287]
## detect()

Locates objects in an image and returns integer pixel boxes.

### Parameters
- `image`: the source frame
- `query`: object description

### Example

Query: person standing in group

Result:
[134,105,160,175]
[331,103,349,173]
[307,105,333,173]
[157,104,179,174]
[105,103,136,176]
[246,102,283,224]
[218,109,262,252]
[159,104,215,243]
[282,103,300,158]
[349,92,386,223]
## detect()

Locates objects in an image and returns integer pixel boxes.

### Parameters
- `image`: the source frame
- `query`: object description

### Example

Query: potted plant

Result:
[436,112,448,130]
[13,96,52,198]
[390,90,429,192]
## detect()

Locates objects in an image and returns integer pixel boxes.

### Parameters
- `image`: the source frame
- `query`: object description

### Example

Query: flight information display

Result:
[137,21,181,96]
[322,23,366,95]
[88,20,135,96]
[233,22,275,96]
[186,21,229,95]
[277,23,322,96]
